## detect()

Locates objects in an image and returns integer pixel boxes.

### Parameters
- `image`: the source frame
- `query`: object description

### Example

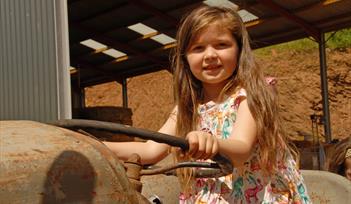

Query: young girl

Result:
[104,4,311,203]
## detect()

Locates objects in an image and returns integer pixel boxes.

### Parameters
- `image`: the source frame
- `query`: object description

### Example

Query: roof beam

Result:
[316,11,351,32]
[76,75,115,88]
[68,0,81,5]
[69,0,202,44]
[251,27,310,49]
[72,62,166,87]
[72,39,175,72]
[120,65,166,79]
[71,62,122,87]
[71,2,129,23]
[232,1,261,18]
[129,0,178,26]
[72,29,172,60]
[70,59,163,87]
[243,0,348,33]
[71,22,167,67]
[243,1,327,28]
[257,0,321,41]
[250,4,351,48]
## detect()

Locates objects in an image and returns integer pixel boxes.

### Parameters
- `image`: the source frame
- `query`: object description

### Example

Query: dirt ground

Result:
[85,47,350,141]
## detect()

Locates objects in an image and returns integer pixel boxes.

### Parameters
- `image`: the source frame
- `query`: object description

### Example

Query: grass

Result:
[254,28,351,56]
[327,28,351,49]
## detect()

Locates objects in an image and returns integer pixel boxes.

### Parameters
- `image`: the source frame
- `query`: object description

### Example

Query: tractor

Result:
[0,120,350,203]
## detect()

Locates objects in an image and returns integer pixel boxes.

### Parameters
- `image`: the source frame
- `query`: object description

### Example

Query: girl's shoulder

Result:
[236,88,247,98]
[217,88,247,111]
[198,89,247,113]
[227,87,247,98]
[227,88,247,104]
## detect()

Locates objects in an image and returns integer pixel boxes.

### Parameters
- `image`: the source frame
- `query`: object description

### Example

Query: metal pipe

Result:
[122,78,128,108]
[318,33,332,143]
[50,119,189,149]
[141,162,223,178]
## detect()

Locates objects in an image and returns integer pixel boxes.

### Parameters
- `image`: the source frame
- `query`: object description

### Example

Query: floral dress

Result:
[179,89,311,204]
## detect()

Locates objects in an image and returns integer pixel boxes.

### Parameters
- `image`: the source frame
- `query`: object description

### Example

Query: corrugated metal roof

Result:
[68,0,351,87]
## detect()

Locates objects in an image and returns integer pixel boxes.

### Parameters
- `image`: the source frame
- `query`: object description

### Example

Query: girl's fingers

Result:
[175,147,185,158]
[203,135,214,160]
[211,138,219,158]
[193,133,206,159]
[186,132,198,156]
[186,131,218,160]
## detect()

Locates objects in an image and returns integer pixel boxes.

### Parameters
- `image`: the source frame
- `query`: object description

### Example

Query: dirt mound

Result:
[85,48,350,140]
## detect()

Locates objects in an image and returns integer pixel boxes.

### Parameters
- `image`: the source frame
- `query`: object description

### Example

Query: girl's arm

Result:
[217,98,257,167]
[103,108,177,165]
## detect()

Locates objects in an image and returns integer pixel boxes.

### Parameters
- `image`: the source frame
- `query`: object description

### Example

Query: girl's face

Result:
[344,157,351,181]
[186,23,239,94]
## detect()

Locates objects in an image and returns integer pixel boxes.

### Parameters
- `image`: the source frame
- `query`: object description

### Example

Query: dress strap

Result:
[232,88,247,110]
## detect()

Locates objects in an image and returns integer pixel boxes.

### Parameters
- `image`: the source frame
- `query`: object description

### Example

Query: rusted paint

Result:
[0,120,142,204]
[125,153,142,180]
[124,153,143,192]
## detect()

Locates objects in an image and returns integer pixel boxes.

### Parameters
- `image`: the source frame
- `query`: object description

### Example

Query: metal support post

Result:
[122,78,128,108]
[318,33,332,143]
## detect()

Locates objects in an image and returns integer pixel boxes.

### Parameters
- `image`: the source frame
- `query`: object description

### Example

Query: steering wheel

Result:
[49,119,233,178]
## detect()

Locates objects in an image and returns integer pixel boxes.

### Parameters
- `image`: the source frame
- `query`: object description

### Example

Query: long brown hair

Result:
[172,4,291,191]
[328,137,351,176]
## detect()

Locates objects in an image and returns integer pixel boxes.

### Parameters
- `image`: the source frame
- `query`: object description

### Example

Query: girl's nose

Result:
[203,47,218,61]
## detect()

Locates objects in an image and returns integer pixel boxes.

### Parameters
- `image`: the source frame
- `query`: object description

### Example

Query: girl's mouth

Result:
[204,65,221,70]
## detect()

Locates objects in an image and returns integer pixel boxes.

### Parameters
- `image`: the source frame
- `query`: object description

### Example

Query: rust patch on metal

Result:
[0,120,140,203]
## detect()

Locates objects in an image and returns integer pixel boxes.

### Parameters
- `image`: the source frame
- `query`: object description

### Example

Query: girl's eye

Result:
[190,45,204,52]
[216,43,229,48]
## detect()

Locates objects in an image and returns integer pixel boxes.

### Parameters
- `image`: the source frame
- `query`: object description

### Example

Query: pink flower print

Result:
[220,182,231,194]
[196,178,206,188]
[201,127,212,135]
[278,161,287,170]
[179,192,191,202]
[245,179,263,203]
[250,160,261,171]
[265,77,277,86]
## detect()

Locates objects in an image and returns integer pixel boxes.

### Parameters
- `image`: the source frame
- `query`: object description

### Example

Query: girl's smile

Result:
[186,23,239,99]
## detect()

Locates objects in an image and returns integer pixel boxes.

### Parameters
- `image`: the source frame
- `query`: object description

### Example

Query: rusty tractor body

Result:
[0,120,147,204]
[1,120,350,204]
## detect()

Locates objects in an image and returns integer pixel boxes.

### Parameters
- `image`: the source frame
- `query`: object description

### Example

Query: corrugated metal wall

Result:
[0,0,71,122]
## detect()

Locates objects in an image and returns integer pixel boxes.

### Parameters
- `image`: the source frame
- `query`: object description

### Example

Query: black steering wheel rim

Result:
[48,119,233,177]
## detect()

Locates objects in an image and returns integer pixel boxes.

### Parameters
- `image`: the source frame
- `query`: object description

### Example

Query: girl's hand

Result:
[186,131,219,160]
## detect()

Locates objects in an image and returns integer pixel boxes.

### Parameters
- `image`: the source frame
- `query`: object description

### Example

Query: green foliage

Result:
[326,28,351,49]
[254,28,351,56]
